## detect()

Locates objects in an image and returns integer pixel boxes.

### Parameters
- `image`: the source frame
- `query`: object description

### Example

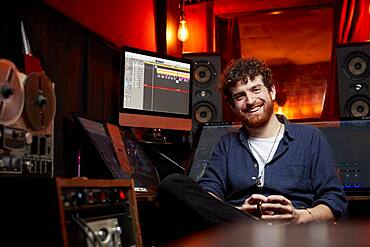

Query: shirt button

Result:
[254,163,258,168]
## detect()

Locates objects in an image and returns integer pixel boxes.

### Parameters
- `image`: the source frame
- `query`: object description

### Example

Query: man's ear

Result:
[270,85,276,101]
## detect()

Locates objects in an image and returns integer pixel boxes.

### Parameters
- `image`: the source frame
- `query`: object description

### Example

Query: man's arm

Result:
[292,204,334,224]
[301,204,334,222]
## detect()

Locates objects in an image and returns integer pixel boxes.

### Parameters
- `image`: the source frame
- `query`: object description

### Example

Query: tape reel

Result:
[23,72,56,130]
[0,59,25,126]
[0,59,56,131]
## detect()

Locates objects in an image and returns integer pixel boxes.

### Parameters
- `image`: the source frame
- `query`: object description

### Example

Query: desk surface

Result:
[170,220,370,247]
[346,195,370,201]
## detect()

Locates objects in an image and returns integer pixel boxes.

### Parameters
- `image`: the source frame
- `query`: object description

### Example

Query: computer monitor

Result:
[119,46,193,131]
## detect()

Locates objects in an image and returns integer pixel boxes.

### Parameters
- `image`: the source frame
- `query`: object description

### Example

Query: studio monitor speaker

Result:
[183,53,223,133]
[337,43,370,120]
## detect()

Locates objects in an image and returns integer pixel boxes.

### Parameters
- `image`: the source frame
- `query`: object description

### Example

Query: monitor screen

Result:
[119,127,160,193]
[73,113,160,193]
[119,46,192,131]
[72,113,130,180]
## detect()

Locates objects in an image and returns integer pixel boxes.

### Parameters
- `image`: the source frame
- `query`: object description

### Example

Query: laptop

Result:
[72,112,160,195]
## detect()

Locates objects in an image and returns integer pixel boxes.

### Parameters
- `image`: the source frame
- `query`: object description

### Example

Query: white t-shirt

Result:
[248,132,284,187]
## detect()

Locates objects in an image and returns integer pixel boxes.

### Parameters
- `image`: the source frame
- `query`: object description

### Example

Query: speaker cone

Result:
[346,96,370,118]
[194,103,215,123]
[343,52,370,80]
[193,62,214,85]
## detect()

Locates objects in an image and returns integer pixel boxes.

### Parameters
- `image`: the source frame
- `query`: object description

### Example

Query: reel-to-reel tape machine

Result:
[0,59,56,177]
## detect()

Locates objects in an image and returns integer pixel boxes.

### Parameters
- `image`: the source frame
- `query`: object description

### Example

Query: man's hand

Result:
[239,194,270,217]
[258,195,301,222]
[260,195,335,223]
[239,194,332,224]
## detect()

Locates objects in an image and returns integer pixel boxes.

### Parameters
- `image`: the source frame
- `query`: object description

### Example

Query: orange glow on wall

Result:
[45,0,156,51]
[166,24,176,48]
[273,81,326,120]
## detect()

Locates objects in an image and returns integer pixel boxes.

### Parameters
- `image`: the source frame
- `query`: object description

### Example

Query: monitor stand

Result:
[142,128,171,144]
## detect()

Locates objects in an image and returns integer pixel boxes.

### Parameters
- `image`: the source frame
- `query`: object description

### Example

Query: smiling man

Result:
[232,74,275,129]
[157,58,347,244]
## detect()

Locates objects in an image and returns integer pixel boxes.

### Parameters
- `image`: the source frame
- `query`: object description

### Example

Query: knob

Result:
[74,191,86,206]
[97,228,109,242]
[24,160,33,172]
[25,132,33,145]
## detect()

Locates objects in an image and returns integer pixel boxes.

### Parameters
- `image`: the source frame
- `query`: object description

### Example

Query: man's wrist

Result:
[304,208,316,222]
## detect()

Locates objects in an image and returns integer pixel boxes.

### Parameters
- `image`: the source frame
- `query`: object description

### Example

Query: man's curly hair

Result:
[218,57,273,106]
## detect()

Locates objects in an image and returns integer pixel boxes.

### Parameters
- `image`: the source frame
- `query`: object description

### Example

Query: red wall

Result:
[45,0,156,51]
[183,2,213,53]
[44,0,214,54]
[166,0,183,57]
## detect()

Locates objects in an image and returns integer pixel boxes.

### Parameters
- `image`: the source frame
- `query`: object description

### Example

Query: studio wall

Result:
[0,2,124,176]
[45,0,157,51]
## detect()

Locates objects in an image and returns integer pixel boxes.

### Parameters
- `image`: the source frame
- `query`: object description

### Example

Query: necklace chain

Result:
[248,123,283,188]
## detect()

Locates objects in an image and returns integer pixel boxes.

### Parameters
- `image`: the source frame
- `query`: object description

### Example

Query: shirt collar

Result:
[276,114,295,140]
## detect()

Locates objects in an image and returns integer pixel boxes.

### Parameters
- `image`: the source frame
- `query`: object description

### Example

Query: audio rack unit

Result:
[0,177,142,247]
[56,178,142,247]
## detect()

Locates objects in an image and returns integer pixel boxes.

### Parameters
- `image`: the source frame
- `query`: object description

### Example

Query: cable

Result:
[148,146,186,171]
[76,214,105,247]
[70,214,96,246]
[71,214,104,247]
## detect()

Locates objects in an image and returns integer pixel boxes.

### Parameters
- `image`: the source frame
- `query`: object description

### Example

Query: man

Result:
[157,57,347,242]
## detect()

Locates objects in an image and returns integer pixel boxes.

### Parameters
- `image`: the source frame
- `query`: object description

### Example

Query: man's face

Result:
[230,75,275,128]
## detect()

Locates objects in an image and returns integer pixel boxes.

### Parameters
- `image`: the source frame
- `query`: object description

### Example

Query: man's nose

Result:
[245,93,256,105]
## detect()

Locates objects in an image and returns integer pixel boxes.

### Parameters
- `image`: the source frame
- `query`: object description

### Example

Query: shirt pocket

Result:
[279,164,311,192]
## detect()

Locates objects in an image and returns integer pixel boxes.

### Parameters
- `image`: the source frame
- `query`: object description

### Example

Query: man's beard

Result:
[240,98,274,128]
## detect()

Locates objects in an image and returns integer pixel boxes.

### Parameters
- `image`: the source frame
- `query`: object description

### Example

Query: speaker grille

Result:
[346,96,370,117]
[194,103,216,123]
[193,62,216,84]
[343,52,370,79]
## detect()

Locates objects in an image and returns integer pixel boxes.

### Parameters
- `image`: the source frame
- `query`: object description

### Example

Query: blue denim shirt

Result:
[198,115,348,219]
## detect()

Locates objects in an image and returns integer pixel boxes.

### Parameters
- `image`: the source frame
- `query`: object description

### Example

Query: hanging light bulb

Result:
[178,18,189,42]
[177,0,189,42]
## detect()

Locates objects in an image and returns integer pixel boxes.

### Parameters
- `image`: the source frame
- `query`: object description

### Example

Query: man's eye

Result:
[236,95,244,101]
[253,88,261,93]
